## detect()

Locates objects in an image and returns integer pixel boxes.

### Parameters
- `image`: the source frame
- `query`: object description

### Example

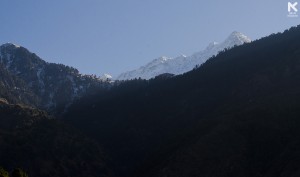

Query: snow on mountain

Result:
[116,32,251,80]
[99,74,113,81]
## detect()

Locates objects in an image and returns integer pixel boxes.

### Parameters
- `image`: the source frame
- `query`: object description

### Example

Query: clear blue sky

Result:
[0,0,299,77]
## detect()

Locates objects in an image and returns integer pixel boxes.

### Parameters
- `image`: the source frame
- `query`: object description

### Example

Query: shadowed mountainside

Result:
[0,100,113,177]
[64,25,300,177]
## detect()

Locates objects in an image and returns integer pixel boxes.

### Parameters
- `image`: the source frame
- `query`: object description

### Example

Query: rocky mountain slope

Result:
[117,31,251,80]
[0,63,38,106]
[0,44,108,113]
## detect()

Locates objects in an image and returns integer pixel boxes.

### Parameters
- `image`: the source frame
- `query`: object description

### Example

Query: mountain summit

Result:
[116,32,251,80]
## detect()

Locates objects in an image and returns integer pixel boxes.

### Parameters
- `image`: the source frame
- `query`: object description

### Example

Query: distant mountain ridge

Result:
[0,43,108,113]
[117,31,251,80]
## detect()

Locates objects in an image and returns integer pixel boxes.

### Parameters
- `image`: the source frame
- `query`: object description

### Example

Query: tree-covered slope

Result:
[0,100,112,177]
[64,25,300,177]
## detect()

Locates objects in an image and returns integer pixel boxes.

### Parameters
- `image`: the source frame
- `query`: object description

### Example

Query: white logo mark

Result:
[288,2,298,12]
[288,2,298,17]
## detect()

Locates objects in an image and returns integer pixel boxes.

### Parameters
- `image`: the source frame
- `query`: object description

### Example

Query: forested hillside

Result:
[0,100,113,177]
[64,25,300,177]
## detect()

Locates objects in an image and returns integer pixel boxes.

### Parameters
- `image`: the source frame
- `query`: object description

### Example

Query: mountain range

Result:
[117,31,251,80]
[1,25,300,177]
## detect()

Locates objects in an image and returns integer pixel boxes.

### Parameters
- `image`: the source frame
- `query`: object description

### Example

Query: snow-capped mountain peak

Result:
[224,31,251,45]
[145,56,171,67]
[116,32,251,80]
[99,74,113,81]
[206,42,219,49]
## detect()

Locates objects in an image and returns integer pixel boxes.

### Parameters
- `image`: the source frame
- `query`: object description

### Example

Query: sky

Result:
[0,0,299,77]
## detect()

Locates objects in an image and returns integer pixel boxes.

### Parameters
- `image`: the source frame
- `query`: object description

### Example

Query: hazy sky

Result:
[0,0,299,77]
